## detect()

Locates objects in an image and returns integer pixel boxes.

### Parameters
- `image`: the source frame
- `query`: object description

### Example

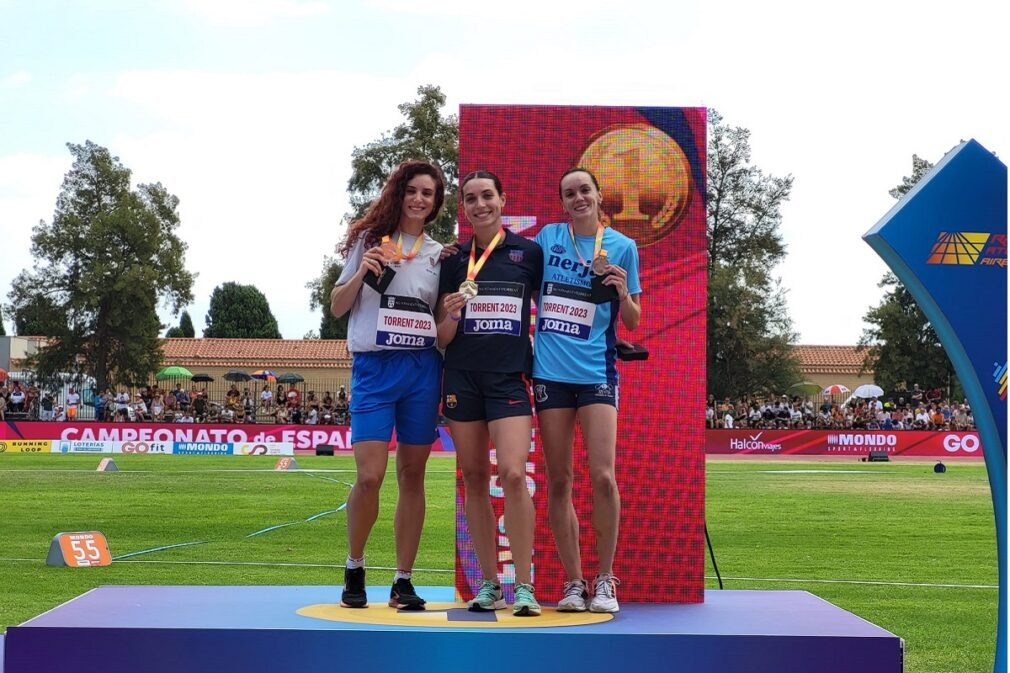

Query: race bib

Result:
[376,295,436,349]
[463,281,523,336]
[538,282,595,340]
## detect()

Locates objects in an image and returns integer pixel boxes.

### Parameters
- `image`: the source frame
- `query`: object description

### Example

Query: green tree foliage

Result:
[706,110,799,400]
[12,295,67,337]
[5,141,194,390]
[344,84,458,243]
[165,309,196,338]
[0,306,5,336]
[306,257,348,339]
[860,154,962,399]
[203,282,281,338]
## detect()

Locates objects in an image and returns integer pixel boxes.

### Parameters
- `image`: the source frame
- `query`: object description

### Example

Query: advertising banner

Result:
[705,429,983,457]
[457,105,707,603]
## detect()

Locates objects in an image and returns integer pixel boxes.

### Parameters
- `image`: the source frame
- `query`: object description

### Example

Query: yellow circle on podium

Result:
[297,602,614,628]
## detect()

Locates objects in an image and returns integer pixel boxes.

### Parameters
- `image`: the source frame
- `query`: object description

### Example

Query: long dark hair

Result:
[339,160,446,257]
[461,169,503,195]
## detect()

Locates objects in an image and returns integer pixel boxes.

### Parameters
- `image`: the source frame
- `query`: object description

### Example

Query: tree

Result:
[706,109,799,399]
[5,141,194,391]
[203,283,281,338]
[344,84,458,243]
[11,295,66,337]
[165,310,195,338]
[859,154,962,398]
[0,306,5,336]
[306,257,348,339]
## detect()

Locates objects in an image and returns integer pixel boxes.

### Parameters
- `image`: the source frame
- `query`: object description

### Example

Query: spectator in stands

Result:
[260,384,274,411]
[193,393,207,423]
[242,389,254,422]
[151,392,165,421]
[175,383,191,412]
[40,392,55,421]
[0,389,6,421]
[913,406,929,429]
[140,386,154,412]
[910,384,924,406]
[9,383,25,413]
[115,388,130,422]
[286,384,301,411]
[132,394,150,421]
[101,389,115,421]
[705,404,715,428]
[163,388,178,419]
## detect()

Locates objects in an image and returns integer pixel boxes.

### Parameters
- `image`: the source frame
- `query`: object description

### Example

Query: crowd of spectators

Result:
[707,388,976,431]
[0,379,351,425]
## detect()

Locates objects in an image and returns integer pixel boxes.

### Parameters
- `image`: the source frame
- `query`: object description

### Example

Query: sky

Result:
[1,0,1006,344]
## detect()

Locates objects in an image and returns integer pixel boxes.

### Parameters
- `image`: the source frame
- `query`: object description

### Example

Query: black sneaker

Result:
[341,566,367,608]
[389,577,426,611]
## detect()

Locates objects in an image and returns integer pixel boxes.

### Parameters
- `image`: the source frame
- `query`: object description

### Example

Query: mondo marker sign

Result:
[47,532,112,568]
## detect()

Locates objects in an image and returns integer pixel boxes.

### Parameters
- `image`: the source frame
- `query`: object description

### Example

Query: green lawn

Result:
[0,454,998,673]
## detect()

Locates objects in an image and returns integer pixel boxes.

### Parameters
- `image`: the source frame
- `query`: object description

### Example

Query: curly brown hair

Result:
[339,160,446,258]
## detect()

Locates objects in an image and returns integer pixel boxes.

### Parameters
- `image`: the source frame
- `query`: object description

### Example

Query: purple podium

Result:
[3,586,902,673]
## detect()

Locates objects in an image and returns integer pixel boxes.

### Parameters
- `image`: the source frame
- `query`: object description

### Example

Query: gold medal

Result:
[459,280,479,299]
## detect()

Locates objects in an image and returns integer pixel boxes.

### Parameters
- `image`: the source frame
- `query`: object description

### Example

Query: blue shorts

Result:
[532,378,619,411]
[349,349,442,445]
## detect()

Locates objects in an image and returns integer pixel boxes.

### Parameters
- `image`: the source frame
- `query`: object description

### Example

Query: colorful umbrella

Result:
[822,384,850,396]
[251,370,277,382]
[155,365,194,381]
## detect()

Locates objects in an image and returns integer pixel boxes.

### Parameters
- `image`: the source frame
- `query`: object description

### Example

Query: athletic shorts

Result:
[442,369,532,423]
[349,348,442,445]
[532,378,619,411]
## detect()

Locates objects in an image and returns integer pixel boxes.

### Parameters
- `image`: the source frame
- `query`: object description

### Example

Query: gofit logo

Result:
[943,434,980,453]
[927,232,1007,267]
[0,442,6,453]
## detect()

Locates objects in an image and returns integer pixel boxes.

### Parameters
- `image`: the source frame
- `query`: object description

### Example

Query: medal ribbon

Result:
[383,232,425,261]
[568,223,605,268]
[466,229,504,281]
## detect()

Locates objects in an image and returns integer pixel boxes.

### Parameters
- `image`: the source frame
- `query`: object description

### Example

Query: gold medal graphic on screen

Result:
[578,122,694,247]
[459,229,504,300]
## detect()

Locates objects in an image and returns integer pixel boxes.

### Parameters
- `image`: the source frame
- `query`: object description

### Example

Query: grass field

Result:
[0,454,998,673]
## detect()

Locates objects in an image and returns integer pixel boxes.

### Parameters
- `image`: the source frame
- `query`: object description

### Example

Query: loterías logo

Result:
[994,361,1008,401]
[927,232,1007,267]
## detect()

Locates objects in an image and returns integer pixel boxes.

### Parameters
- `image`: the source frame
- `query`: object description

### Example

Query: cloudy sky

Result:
[1,0,1005,344]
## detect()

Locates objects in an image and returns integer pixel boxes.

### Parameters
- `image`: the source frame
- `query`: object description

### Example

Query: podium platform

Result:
[3,586,902,673]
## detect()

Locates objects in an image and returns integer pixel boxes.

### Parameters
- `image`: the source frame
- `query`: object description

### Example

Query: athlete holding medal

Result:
[330,160,446,611]
[436,170,544,616]
[533,167,642,613]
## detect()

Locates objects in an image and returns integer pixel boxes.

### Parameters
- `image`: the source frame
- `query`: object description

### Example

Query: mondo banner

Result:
[706,429,983,457]
[457,105,707,603]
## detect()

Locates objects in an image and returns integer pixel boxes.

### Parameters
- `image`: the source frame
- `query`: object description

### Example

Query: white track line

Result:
[708,575,996,589]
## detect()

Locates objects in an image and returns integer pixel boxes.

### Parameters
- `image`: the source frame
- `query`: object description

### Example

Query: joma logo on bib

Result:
[540,318,582,336]
[384,333,428,347]
[473,319,513,332]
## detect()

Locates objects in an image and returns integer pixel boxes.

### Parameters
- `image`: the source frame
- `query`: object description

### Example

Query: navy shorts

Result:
[349,348,442,445]
[532,378,619,411]
[442,369,532,422]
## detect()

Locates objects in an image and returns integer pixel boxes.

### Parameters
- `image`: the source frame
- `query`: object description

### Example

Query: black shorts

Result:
[442,369,532,422]
[532,379,619,411]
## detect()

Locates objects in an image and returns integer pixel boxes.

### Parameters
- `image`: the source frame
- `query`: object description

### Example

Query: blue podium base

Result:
[3,586,902,673]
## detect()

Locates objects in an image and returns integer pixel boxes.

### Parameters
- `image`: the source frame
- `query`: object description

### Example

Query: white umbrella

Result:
[852,384,884,399]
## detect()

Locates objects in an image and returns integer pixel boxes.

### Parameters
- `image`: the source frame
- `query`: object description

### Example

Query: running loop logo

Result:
[926,232,1007,267]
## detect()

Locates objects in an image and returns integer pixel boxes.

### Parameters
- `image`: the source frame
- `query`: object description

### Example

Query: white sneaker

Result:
[556,579,588,612]
[589,574,621,613]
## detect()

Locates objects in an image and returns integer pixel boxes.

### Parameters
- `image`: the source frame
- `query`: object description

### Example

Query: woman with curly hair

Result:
[329,159,446,612]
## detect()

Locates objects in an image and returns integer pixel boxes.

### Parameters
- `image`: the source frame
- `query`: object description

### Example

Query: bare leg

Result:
[578,404,619,576]
[538,407,582,581]
[393,442,432,571]
[488,415,535,586]
[346,440,390,559]
[452,420,498,581]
